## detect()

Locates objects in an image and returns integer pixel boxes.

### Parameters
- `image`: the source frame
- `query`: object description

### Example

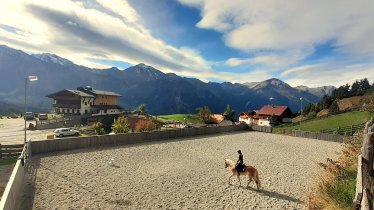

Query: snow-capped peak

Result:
[33,53,73,66]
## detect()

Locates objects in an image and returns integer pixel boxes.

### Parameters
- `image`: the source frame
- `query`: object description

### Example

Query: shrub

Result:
[101,115,115,133]
[111,116,130,133]
[92,122,105,135]
[151,117,164,129]
[134,119,156,132]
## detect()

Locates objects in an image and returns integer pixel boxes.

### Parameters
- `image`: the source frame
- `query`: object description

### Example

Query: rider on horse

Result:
[236,150,245,175]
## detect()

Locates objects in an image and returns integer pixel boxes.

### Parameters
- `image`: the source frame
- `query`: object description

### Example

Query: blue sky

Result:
[0,0,374,87]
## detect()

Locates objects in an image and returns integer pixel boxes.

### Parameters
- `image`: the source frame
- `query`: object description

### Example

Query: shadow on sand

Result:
[245,186,302,203]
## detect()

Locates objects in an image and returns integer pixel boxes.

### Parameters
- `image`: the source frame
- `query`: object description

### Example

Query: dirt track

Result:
[22,132,341,209]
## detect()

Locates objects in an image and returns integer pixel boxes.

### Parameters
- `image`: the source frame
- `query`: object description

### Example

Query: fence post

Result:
[353,117,374,210]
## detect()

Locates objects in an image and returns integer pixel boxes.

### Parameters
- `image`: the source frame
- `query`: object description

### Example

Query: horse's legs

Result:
[228,174,234,185]
[247,175,253,187]
[237,173,241,186]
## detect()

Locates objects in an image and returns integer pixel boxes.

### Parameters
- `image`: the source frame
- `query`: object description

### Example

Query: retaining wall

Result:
[0,160,25,210]
[31,124,248,154]
[292,130,353,143]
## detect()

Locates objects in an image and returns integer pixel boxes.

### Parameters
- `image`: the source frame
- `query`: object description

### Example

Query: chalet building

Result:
[256,105,293,125]
[47,86,122,116]
[239,106,293,126]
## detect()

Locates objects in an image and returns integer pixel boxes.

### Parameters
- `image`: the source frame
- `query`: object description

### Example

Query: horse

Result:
[224,159,261,190]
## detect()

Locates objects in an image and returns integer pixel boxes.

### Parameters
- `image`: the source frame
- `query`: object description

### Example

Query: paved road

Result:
[0,118,54,145]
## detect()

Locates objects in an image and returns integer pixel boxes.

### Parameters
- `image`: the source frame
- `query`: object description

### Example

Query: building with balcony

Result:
[47,86,122,116]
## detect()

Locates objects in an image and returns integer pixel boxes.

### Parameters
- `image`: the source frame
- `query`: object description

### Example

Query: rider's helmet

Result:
[237,150,241,154]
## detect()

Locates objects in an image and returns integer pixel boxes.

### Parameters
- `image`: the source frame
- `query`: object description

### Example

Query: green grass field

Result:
[0,157,17,165]
[156,114,201,124]
[273,111,374,134]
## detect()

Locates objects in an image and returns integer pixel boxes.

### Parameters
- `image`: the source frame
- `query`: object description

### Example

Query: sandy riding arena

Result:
[21,132,341,209]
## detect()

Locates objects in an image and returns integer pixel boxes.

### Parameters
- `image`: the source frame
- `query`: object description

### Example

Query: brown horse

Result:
[224,159,261,190]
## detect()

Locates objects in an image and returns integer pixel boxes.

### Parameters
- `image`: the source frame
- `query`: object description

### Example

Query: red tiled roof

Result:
[257,106,289,116]
[210,114,224,123]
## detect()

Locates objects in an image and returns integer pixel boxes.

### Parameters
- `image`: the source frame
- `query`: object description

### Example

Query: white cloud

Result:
[0,0,214,78]
[225,47,313,68]
[280,62,374,87]
[180,0,374,67]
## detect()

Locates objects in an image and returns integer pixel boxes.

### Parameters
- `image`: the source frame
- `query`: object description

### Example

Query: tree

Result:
[223,104,235,122]
[92,122,105,135]
[196,106,212,123]
[329,100,339,113]
[136,104,148,117]
[111,116,131,133]
[101,115,115,133]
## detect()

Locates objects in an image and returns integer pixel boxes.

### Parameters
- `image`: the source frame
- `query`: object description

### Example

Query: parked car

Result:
[38,114,48,120]
[24,112,34,120]
[54,128,80,137]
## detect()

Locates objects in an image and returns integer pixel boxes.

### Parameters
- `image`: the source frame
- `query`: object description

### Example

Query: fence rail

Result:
[320,123,366,136]
[0,144,24,158]
[353,117,374,210]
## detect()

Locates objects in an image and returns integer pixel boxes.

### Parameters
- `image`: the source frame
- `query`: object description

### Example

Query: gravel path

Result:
[22,132,341,209]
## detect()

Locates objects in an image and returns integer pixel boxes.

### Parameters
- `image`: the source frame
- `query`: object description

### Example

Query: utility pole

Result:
[300,97,303,129]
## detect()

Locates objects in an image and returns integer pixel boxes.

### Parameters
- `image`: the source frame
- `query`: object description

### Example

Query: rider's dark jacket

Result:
[237,154,243,165]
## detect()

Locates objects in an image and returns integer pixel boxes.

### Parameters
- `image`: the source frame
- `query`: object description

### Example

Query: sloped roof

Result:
[67,89,95,97]
[47,89,95,98]
[257,105,290,116]
[90,90,122,97]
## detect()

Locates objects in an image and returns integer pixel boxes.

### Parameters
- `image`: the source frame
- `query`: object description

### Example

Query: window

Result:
[85,102,87,105]
[85,110,87,114]
[104,109,107,113]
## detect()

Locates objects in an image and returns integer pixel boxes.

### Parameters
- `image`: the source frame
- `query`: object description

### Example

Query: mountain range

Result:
[0,45,335,115]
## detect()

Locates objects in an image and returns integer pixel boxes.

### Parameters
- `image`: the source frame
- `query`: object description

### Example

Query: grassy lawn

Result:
[156,114,201,124]
[0,157,17,165]
[273,111,373,134]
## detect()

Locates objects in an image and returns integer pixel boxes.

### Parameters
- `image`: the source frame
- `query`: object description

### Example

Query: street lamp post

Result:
[299,97,303,129]
[24,76,38,144]
[269,97,274,106]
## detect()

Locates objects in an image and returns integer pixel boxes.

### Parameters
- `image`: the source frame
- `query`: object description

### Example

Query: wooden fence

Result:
[353,117,374,210]
[250,125,272,133]
[320,123,366,136]
[0,144,24,158]
[291,130,353,143]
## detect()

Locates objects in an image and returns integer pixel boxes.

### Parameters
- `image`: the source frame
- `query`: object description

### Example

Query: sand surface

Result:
[21,132,341,209]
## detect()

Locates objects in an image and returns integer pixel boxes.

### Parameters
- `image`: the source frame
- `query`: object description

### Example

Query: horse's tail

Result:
[255,169,261,190]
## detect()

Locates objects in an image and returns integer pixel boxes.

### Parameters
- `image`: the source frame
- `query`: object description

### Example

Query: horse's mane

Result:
[225,158,235,167]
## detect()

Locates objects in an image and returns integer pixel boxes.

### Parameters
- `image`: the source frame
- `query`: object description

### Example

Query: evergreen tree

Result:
[223,104,235,122]
[329,100,339,113]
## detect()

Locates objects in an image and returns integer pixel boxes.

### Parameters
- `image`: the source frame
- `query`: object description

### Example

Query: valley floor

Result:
[21,132,340,209]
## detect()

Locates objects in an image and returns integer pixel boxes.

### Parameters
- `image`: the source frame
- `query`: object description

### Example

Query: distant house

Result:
[238,111,256,125]
[47,86,122,116]
[256,105,293,125]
